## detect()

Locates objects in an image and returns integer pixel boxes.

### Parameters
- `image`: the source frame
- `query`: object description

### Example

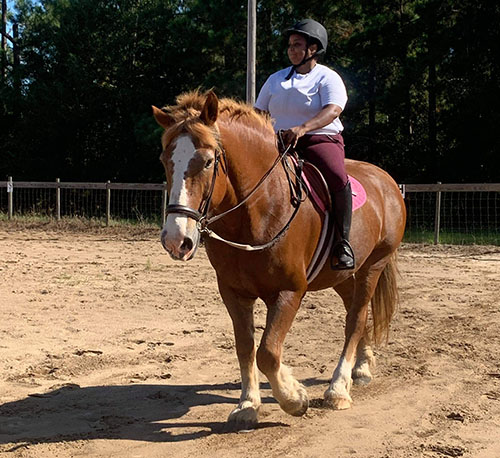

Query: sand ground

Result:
[0,225,499,457]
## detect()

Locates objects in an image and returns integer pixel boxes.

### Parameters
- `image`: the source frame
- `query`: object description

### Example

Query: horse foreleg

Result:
[335,277,376,385]
[257,290,309,417]
[325,259,388,409]
[218,282,260,430]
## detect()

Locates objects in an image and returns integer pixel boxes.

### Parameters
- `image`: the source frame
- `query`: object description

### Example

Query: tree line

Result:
[1,0,499,184]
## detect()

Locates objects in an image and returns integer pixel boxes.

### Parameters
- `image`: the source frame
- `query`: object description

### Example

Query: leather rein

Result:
[165,132,306,251]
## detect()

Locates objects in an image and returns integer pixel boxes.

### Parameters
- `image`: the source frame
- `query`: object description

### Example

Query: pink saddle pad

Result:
[300,162,367,214]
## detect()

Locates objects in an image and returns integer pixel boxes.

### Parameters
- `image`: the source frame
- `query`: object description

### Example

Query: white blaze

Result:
[164,135,197,240]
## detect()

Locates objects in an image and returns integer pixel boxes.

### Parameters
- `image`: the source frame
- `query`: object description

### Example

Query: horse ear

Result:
[152,106,175,129]
[200,91,218,126]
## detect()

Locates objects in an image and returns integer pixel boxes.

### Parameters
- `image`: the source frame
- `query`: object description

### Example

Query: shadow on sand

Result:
[0,378,334,446]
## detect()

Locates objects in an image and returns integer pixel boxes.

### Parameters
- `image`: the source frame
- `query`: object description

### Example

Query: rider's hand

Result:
[282,125,307,148]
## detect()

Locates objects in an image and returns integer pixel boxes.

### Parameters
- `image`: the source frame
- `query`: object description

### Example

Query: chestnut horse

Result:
[153,90,406,430]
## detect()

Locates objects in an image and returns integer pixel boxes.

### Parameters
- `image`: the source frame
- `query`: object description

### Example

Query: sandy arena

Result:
[0,225,499,457]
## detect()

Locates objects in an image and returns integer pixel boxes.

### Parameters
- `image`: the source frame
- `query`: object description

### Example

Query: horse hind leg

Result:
[325,252,397,409]
[218,281,261,431]
[353,252,399,385]
[352,335,375,385]
[334,278,376,385]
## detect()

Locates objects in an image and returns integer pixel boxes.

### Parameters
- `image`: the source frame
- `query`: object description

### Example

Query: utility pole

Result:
[12,21,20,113]
[246,0,256,105]
[1,0,7,81]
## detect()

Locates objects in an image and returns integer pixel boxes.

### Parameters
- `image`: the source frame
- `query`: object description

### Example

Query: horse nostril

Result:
[180,237,193,252]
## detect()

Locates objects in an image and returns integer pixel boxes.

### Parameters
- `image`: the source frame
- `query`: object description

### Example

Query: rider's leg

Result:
[330,180,355,270]
[295,134,355,270]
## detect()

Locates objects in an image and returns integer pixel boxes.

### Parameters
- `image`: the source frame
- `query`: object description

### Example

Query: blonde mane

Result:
[161,90,275,147]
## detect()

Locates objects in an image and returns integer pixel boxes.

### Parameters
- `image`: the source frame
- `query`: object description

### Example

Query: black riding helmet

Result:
[284,19,328,80]
[285,19,328,55]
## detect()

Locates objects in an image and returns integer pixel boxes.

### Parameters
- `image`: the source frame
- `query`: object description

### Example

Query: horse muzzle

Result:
[161,214,200,261]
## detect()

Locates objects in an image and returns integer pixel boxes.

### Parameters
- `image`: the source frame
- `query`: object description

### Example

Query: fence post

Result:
[434,181,442,245]
[55,178,61,221]
[161,181,167,227]
[106,180,111,226]
[7,176,13,219]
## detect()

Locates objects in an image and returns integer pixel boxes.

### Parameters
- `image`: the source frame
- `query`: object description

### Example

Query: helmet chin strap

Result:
[285,50,320,80]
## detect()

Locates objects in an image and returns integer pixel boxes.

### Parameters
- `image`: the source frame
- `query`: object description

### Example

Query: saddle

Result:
[286,154,367,283]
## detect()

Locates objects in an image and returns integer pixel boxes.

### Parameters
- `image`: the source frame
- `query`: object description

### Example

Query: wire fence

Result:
[0,179,167,226]
[403,186,499,244]
[1,178,499,245]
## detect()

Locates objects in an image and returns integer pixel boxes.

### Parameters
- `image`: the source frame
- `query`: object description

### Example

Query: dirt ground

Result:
[0,224,499,458]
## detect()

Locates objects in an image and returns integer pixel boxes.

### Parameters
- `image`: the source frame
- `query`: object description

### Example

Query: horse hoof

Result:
[324,397,351,410]
[226,405,259,432]
[281,400,309,417]
[286,397,309,417]
[323,391,352,410]
[280,388,309,417]
[352,368,373,386]
[352,362,373,386]
[353,377,370,387]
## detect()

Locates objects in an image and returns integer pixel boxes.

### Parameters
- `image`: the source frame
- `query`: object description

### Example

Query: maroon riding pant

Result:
[296,134,348,192]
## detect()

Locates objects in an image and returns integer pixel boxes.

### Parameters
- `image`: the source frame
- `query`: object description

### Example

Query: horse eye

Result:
[204,158,214,169]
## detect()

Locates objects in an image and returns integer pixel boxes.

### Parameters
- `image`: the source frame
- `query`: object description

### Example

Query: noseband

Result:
[165,204,203,221]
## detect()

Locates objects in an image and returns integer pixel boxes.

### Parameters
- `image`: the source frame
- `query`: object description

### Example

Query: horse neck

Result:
[218,121,281,201]
[212,121,288,237]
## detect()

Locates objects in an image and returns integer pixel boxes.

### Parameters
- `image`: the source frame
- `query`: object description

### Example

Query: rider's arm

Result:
[283,104,342,147]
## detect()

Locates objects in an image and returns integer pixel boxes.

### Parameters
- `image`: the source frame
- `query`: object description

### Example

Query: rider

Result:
[254,18,354,270]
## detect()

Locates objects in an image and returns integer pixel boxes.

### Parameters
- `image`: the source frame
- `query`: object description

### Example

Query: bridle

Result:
[165,131,305,251]
[165,144,226,224]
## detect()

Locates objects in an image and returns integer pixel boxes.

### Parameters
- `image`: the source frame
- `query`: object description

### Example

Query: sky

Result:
[5,0,41,28]
[6,0,42,14]
[5,1,17,22]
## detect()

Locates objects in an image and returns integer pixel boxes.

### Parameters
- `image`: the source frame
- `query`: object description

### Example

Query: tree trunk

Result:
[405,85,412,136]
[368,59,376,155]
[428,51,437,177]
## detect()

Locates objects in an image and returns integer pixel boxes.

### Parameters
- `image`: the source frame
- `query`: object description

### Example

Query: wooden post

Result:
[56,178,61,221]
[106,180,111,226]
[7,176,13,219]
[161,181,167,227]
[246,0,256,104]
[434,181,442,245]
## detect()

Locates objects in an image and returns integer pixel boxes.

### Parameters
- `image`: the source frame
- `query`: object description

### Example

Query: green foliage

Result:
[1,0,499,183]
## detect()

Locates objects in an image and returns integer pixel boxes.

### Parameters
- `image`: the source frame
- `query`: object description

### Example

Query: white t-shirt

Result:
[255,63,347,135]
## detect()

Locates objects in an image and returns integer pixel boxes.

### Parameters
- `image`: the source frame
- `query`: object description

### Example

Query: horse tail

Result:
[370,251,400,345]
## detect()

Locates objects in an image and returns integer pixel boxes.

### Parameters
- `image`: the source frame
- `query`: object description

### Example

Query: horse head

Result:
[153,91,226,261]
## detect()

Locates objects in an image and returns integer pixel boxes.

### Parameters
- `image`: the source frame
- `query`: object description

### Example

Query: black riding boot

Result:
[330,181,355,270]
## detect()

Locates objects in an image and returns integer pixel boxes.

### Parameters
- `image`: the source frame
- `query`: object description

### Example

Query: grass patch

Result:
[1,213,498,246]
[404,230,499,246]
[0,214,160,239]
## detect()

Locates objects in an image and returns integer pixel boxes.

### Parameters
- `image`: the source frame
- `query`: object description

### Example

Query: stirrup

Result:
[331,239,355,270]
